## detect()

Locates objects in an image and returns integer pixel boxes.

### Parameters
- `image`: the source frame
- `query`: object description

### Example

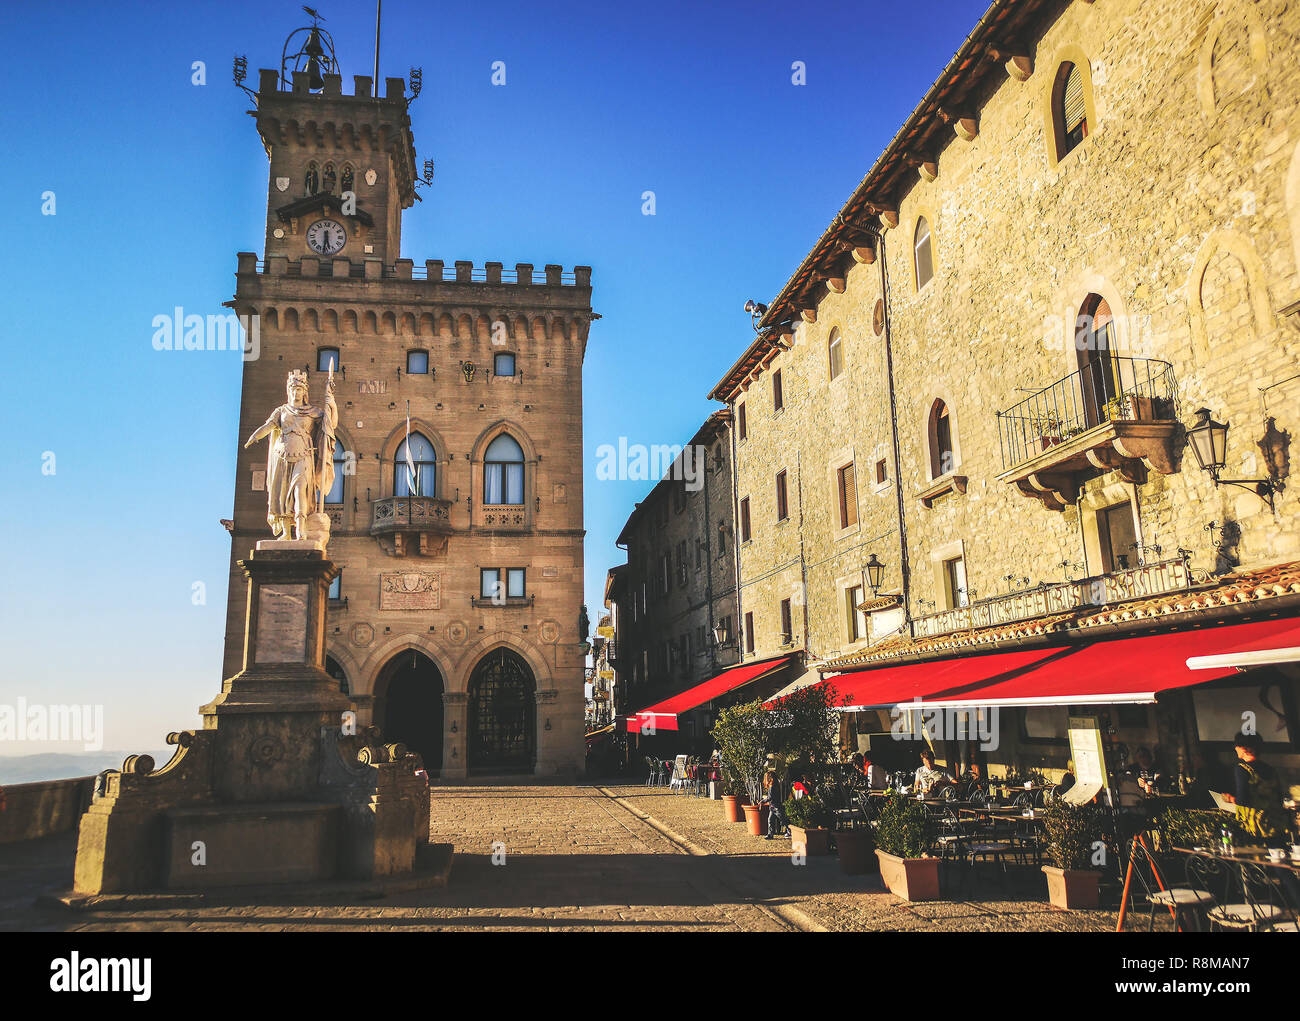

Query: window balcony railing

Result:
[479,503,529,530]
[370,494,454,536]
[994,357,1181,510]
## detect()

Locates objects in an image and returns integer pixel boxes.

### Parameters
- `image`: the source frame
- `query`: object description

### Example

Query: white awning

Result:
[1185,646,1300,671]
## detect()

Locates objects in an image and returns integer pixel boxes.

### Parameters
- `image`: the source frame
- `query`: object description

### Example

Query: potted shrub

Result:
[1041,800,1106,909]
[711,701,770,828]
[874,793,940,900]
[785,794,833,856]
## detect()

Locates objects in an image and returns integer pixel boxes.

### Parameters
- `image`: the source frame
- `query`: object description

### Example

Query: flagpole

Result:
[373,0,382,95]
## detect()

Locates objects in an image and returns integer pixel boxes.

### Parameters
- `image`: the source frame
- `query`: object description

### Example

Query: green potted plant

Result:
[1041,800,1107,909]
[785,794,834,856]
[874,793,940,900]
[711,701,769,829]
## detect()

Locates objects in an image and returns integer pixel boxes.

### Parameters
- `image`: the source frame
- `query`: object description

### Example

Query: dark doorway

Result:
[467,647,536,773]
[377,650,443,775]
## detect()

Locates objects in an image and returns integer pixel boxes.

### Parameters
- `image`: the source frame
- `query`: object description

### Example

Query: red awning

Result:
[826,616,1300,710]
[626,655,793,733]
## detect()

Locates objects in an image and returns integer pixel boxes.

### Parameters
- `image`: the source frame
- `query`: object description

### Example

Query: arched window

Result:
[828,328,844,380]
[305,161,319,195]
[325,439,346,504]
[1053,62,1088,159]
[322,162,337,193]
[395,432,437,497]
[914,216,934,290]
[340,164,355,195]
[483,434,525,505]
[929,400,954,478]
[1075,294,1118,426]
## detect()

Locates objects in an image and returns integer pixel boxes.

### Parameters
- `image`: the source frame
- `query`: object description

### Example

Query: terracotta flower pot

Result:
[722,795,744,823]
[742,802,767,836]
[1042,865,1101,910]
[875,849,941,901]
[835,829,878,875]
[790,825,831,856]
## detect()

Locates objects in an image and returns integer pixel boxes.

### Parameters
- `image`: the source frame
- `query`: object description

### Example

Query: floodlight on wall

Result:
[1186,408,1276,510]
[744,299,768,333]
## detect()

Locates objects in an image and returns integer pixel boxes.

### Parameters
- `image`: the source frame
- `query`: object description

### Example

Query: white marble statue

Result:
[244,368,338,546]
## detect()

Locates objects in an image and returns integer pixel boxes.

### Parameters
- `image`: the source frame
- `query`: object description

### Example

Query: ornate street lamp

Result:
[712,617,731,647]
[865,553,885,596]
[1186,408,1276,510]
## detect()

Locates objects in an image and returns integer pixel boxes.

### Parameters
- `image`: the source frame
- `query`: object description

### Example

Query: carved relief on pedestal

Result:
[350,622,375,647]
[539,620,560,644]
[446,621,469,645]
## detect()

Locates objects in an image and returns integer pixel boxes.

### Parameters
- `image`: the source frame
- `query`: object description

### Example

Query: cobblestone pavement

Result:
[0,782,1142,931]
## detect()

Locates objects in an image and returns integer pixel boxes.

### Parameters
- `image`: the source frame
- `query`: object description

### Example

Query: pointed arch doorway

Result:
[375,649,444,776]
[467,647,536,774]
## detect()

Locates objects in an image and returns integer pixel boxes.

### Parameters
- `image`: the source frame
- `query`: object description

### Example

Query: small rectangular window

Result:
[837,463,858,529]
[406,350,429,374]
[773,369,784,412]
[480,568,500,600]
[943,555,968,610]
[738,402,748,441]
[744,611,755,654]
[875,458,888,485]
[317,347,340,372]
[506,567,526,598]
[775,470,788,521]
[829,335,843,380]
[494,352,516,376]
[329,572,342,601]
[780,598,793,644]
[739,497,751,543]
[847,585,863,641]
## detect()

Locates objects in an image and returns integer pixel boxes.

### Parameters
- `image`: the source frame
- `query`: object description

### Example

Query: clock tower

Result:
[223,16,595,781]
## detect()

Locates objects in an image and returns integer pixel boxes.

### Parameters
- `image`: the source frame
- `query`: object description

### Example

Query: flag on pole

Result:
[404,400,417,495]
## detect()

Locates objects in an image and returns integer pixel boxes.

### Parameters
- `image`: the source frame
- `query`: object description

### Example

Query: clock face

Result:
[306,219,346,256]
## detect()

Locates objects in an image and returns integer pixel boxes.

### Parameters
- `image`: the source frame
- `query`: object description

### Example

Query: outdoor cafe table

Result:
[1174,845,1300,876]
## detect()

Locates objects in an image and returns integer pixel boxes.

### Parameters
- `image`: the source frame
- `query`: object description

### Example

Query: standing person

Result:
[1223,732,1287,844]
[764,753,789,839]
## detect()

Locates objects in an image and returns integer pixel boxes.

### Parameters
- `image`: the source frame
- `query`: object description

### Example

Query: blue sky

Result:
[0,0,985,752]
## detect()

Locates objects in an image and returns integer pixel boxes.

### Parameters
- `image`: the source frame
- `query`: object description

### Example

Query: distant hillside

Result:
[0,752,170,786]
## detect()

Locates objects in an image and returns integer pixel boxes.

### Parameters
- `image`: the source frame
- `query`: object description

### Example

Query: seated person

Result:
[913,749,954,795]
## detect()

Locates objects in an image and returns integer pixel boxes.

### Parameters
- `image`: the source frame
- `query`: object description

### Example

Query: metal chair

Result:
[644,756,660,787]
[1190,854,1285,932]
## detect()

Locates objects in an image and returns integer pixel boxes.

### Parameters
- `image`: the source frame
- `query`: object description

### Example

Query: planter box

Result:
[722,795,744,823]
[742,803,767,837]
[789,825,831,857]
[1042,865,1102,910]
[835,829,878,875]
[875,849,941,901]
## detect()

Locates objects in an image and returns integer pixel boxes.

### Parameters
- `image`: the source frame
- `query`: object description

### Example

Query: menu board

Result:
[1065,714,1107,805]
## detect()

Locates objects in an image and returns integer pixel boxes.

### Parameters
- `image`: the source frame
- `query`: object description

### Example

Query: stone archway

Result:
[374,649,444,775]
[467,647,537,774]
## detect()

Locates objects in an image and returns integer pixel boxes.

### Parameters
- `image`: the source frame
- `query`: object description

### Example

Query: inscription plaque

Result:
[256,583,309,662]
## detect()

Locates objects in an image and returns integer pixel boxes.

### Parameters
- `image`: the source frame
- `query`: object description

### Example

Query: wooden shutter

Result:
[740,497,751,542]
[776,470,788,520]
[738,402,747,440]
[1063,64,1086,135]
[773,369,783,411]
[838,463,858,528]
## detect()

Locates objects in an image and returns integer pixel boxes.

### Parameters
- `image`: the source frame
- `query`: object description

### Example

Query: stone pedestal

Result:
[69,543,447,899]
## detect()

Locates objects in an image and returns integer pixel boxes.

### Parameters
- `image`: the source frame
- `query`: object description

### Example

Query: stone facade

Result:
[709,0,1300,783]
[223,68,594,780]
[605,413,740,742]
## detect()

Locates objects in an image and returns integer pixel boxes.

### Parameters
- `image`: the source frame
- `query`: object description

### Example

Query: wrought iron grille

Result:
[996,356,1178,472]
[467,648,536,771]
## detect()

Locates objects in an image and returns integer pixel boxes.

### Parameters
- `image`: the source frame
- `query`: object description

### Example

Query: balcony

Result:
[995,358,1181,511]
[370,495,454,555]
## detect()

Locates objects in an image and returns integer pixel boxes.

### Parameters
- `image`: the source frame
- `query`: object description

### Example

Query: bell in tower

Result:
[281,6,339,92]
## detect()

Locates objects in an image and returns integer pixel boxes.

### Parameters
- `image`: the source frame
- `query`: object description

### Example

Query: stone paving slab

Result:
[0,783,1164,931]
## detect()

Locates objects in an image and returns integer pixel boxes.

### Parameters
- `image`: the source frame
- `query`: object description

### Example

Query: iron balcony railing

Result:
[996,356,1178,472]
